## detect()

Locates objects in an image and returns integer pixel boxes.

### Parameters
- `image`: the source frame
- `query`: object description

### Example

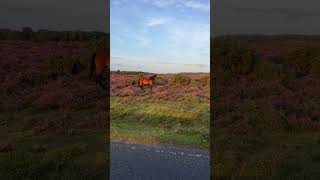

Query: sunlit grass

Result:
[110,97,209,149]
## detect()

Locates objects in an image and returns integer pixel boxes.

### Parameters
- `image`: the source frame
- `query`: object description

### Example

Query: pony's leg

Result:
[95,75,99,92]
[98,75,103,89]
[103,89,107,110]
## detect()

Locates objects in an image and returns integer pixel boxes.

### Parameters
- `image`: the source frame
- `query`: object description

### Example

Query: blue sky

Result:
[111,0,210,73]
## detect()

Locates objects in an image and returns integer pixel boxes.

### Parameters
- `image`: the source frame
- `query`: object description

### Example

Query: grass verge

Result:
[110,97,209,149]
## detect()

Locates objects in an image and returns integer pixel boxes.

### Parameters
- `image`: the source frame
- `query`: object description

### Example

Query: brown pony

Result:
[90,49,110,90]
[138,74,157,89]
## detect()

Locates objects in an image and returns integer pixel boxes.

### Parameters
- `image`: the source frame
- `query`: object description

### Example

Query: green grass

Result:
[110,97,209,149]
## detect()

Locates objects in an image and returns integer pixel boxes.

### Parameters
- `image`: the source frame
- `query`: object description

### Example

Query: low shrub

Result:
[171,74,191,86]
[124,79,137,86]
[198,75,210,86]
[272,47,320,78]
[154,76,168,86]
[213,39,256,76]
[0,142,15,153]
[42,53,88,79]
[214,68,233,86]
[254,59,283,80]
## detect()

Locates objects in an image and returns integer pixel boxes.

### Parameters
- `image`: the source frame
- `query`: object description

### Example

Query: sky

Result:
[0,0,108,32]
[2,0,319,72]
[1,0,319,36]
[213,0,320,36]
[110,0,210,73]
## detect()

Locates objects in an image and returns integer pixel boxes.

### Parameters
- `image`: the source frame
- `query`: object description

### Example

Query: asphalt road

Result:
[110,142,210,180]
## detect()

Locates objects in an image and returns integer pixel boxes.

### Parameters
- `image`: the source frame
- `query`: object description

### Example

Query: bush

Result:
[43,53,88,78]
[43,54,68,78]
[254,59,283,80]
[272,47,319,78]
[171,74,191,85]
[125,79,137,86]
[154,76,168,85]
[199,75,210,86]
[212,39,256,76]
[214,68,233,86]
[137,72,147,76]
[193,76,210,87]
[22,27,34,40]
[286,48,313,77]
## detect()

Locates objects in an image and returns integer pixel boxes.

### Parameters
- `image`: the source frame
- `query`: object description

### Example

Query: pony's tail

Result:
[89,52,96,79]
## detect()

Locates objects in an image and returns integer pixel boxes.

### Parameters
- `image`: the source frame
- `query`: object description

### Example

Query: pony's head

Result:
[151,74,157,80]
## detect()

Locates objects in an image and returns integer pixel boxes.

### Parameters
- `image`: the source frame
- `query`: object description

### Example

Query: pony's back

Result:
[138,74,157,87]
[94,49,110,75]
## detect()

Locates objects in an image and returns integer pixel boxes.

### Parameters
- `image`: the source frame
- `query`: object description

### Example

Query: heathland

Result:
[110,71,210,148]
[212,35,320,179]
[0,28,109,179]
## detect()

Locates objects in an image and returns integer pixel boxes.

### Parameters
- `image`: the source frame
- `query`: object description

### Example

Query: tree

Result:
[22,27,33,40]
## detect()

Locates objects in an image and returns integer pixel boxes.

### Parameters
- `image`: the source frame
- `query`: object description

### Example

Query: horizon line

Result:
[111,70,210,74]
[212,33,320,38]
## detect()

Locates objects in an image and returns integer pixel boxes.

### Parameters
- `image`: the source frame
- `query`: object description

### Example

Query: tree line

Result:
[0,27,109,42]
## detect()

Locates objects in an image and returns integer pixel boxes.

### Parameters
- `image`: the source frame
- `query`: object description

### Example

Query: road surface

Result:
[110,142,210,180]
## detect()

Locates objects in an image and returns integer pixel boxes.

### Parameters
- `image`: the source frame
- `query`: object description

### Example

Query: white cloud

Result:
[185,1,209,12]
[111,0,128,6]
[141,0,176,8]
[112,26,151,48]
[146,17,170,27]
[160,21,209,66]
[141,0,209,12]
[167,22,209,52]
[111,0,210,73]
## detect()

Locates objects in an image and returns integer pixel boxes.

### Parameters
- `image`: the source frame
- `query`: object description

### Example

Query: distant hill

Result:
[213,34,320,42]
[0,27,109,43]
[111,70,209,76]
[212,34,320,58]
